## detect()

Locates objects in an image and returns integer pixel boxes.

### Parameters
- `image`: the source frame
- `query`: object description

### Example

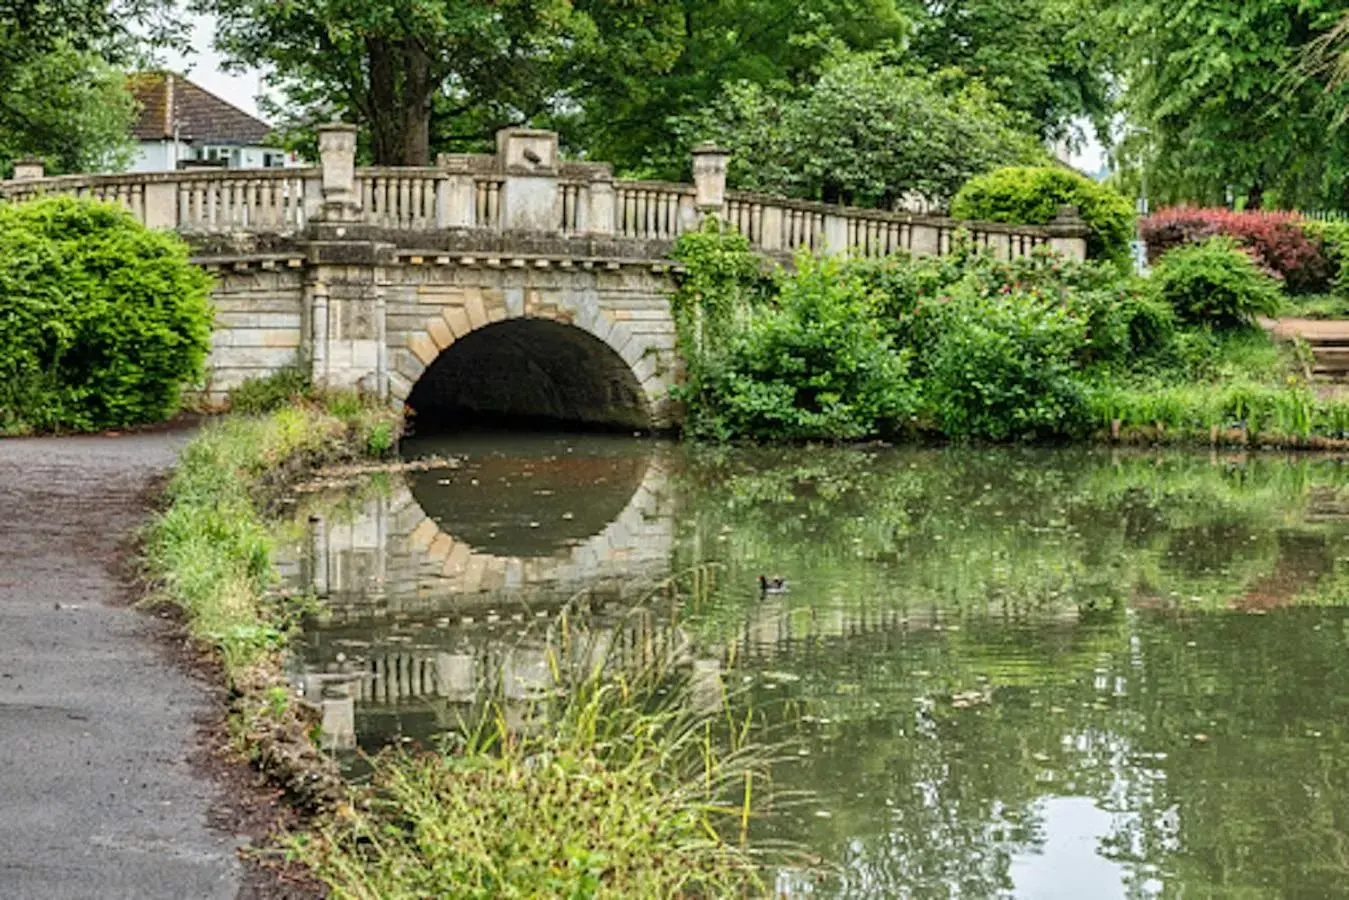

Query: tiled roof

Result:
[128,72,272,146]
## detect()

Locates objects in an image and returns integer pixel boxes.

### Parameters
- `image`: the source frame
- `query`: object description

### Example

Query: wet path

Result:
[0,432,239,899]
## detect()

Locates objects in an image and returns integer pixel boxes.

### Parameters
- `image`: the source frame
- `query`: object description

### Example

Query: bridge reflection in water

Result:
[277,440,943,752]
[276,439,695,751]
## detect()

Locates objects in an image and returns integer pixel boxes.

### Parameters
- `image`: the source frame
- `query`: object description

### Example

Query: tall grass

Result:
[1085,380,1349,443]
[292,582,786,899]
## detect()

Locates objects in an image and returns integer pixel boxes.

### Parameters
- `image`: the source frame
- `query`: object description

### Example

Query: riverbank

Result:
[0,428,240,898]
[141,398,768,897]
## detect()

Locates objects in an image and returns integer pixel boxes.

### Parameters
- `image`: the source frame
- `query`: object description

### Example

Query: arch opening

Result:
[406,318,651,433]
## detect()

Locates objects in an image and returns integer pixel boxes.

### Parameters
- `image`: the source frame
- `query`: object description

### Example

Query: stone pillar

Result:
[587,167,615,236]
[11,158,43,181]
[435,155,476,229]
[305,241,395,394]
[823,214,848,256]
[497,128,560,232]
[142,180,178,229]
[910,220,941,256]
[310,280,329,384]
[1048,205,1090,262]
[316,122,361,221]
[691,143,729,218]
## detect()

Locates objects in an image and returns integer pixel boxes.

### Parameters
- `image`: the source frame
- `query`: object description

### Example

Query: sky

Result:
[161,14,267,119]
[162,14,1109,173]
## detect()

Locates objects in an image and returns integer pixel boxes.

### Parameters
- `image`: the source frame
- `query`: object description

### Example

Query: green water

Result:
[281,436,1349,898]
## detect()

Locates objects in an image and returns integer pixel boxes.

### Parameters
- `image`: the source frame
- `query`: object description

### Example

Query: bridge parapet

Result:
[1,125,1088,262]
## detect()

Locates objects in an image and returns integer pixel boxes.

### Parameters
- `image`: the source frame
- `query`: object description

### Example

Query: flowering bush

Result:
[1140,207,1331,293]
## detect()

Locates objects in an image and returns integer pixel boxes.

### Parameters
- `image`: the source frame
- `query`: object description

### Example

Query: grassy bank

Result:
[141,393,401,808]
[143,396,768,897]
[292,652,767,899]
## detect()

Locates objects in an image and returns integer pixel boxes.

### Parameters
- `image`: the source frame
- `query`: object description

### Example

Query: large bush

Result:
[1299,218,1349,299]
[1140,207,1331,293]
[0,197,213,432]
[950,166,1136,268]
[677,253,917,441]
[1149,237,1283,330]
[924,288,1090,440]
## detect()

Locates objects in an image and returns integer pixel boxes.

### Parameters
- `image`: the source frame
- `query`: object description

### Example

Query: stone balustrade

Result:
[0,126,1089,262]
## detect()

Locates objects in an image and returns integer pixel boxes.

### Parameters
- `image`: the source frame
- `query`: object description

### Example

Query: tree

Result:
[554,0,911,176]
[1107,0,1349,211]
[680,54,1045,209]
[0,0,177,174]
[205,0,683,165]
[0,46,137,174]
[903,0,1116,146]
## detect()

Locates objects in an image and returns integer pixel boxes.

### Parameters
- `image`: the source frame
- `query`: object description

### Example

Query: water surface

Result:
[279,436,1349,897]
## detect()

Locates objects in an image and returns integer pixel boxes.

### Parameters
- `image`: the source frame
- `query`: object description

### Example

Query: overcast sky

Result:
[163,13,1108,173]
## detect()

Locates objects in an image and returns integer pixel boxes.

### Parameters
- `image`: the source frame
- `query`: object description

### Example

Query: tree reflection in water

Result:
[284,441,1349,897]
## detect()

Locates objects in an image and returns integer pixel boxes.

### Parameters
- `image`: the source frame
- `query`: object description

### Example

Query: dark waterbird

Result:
[758,575,788,596]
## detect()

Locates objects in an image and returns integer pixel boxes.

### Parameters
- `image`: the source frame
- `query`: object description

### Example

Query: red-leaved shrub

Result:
[1140,207,1331,293]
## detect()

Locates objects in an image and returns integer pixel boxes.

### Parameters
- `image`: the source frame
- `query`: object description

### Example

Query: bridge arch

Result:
[392,282,676,431]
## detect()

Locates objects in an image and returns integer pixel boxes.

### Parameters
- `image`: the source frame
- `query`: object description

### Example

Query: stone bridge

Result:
[1,126,1089,429]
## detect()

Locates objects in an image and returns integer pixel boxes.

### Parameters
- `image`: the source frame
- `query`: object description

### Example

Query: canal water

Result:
[278,435,1349,898]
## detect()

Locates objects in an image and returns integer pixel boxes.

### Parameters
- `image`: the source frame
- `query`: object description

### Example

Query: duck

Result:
[758,575,789,596]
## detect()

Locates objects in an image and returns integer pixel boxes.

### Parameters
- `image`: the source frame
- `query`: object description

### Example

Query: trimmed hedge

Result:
[0,196,213,433]
[951,166,1136,269]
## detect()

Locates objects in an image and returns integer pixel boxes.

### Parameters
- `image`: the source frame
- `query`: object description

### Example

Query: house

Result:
[127,72,299,172]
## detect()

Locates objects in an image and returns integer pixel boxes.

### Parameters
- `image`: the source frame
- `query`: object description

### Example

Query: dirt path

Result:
[0,430,240,899]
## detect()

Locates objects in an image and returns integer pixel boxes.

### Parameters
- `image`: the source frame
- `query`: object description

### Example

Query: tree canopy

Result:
[1107,0,1349,211]
[0,0,172,174]
[205,0,686,165]
[681,53,1045,208]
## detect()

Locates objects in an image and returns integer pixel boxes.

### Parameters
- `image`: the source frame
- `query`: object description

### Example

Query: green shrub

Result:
[1300,219,1349,300]
[682,254,917,440]
[0,196,213,432]
[1074,287,1176,367]
[1149,237,1283,330]
[924,288,1090,440]
[669,217,769,358]
[951,166,1136,268]
[228,363,311,414]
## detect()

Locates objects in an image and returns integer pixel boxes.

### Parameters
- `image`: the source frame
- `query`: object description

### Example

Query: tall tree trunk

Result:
[365,36,435,165]
[1247,183,1264,211]
[398,40,432,166]
[366,36,401,164]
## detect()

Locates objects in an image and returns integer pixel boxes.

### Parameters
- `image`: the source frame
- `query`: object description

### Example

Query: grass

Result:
[291,650,774,899]
[1280,292,1349,320]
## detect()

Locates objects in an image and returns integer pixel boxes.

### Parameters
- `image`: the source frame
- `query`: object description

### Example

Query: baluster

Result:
[398,177,412,227]
[216,182,230,229]
[666,192,677,237]
[267,178,281,228]
[475,181,486,226]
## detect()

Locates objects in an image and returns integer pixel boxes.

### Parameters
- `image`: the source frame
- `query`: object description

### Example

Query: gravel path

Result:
[0,430,240,899]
